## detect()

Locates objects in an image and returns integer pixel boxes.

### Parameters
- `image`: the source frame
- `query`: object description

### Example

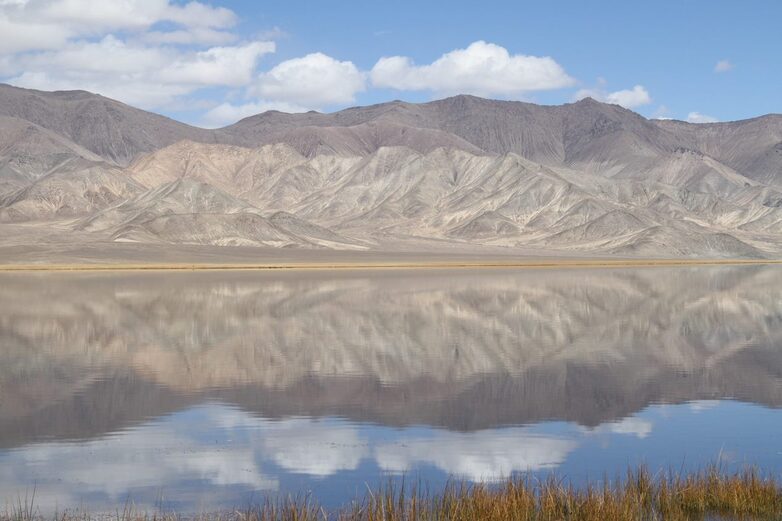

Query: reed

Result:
[4,465,781,521]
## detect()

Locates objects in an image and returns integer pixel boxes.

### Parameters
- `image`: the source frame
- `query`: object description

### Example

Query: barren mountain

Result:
[0,84,226,166]
[77,178,364,249]
[1,84,782,259]
[113,142,775,257]
[656,116,782,187]
[0,115,106,197]
[227,95,782,187]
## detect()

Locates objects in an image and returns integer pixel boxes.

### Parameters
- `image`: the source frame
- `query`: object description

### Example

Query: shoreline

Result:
[0,258,781,272]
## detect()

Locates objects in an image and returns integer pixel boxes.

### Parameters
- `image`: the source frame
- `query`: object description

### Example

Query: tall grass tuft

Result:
[3,465,781,520]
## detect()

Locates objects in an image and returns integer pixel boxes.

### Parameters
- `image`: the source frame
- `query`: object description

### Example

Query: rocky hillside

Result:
[2,84,782,258]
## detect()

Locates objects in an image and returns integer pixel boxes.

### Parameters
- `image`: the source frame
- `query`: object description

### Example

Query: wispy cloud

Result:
[714,59,734,73]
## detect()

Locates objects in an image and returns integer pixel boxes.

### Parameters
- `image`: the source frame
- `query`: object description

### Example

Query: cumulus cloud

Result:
[252,52,366,108]
[370,40,574,97]
[0,0,282,111]
[575,84,652,109]
[10,70,194,108]
[0,0,237,52]
[714,59,734,73]
[141,27,238,46]
[0,16,71,53]
[36,0,235,31]
[605,85,652,108]
[160,41,275,87]
[0,0,367,119]
[19,35,171,75]
[5,37,275,108]
[687,111,719,123]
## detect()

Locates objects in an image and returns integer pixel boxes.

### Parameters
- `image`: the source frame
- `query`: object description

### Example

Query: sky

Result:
[0,0,779,128]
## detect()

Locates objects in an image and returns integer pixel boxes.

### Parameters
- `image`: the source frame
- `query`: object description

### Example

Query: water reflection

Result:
[0,266,781,512]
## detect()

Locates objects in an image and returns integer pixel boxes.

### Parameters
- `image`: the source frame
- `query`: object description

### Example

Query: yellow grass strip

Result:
[1,258,781,272]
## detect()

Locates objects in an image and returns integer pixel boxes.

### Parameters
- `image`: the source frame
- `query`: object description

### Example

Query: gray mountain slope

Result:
[655,116,782,187]
[2,83,780,187]
[77,178,362,249]
[98,141,776,257]
[0,115,106,196]
[252,121,486,157]
[228,95,782,187]
[2,84,782,258]
[77,178,255,232]
[0,159,142,222]
[0,84,226,166]
[226,96,680,170]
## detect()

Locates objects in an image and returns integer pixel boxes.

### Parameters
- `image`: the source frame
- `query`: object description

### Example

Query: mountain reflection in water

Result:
[0,266,781,512]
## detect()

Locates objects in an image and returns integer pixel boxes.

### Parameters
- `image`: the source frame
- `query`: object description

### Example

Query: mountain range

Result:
[1,82,782,259]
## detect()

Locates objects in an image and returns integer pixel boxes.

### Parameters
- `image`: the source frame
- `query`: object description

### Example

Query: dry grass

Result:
[4,466,782,521]
[1,258,781,272]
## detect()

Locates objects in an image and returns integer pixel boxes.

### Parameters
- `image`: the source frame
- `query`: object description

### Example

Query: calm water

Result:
[1,266,781,513]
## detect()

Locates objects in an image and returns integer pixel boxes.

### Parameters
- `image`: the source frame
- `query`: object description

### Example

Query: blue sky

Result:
[0,0,778,127]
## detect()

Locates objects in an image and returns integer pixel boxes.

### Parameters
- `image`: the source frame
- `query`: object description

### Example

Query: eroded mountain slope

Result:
[2,85,782,258]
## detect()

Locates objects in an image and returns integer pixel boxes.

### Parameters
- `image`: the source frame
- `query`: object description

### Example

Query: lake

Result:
[1,266,781,514]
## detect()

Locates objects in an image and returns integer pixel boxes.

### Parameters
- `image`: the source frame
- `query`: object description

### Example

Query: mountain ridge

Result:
[1,84,782,259]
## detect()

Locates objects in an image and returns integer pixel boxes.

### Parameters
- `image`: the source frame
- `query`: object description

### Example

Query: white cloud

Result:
[714,59,734,73]
[370,40,574,97]
[252,52,366,108]
[0,0,281,111]
[0,0,238,51]
[162,1,236,29]
[605,85,652,108]
[9,70,193,108]
[0,0,361,118]
[160,41,275,87]
[29,0,235,32]
[5,36,275,109]
[0,0,238,54]
[0,15,71,53]
[35,0,172,31]
[575,84,652,109]
[687,111,719,123]
[202,100,308,128]
[21,35,170,75]
[141,27,238,46]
